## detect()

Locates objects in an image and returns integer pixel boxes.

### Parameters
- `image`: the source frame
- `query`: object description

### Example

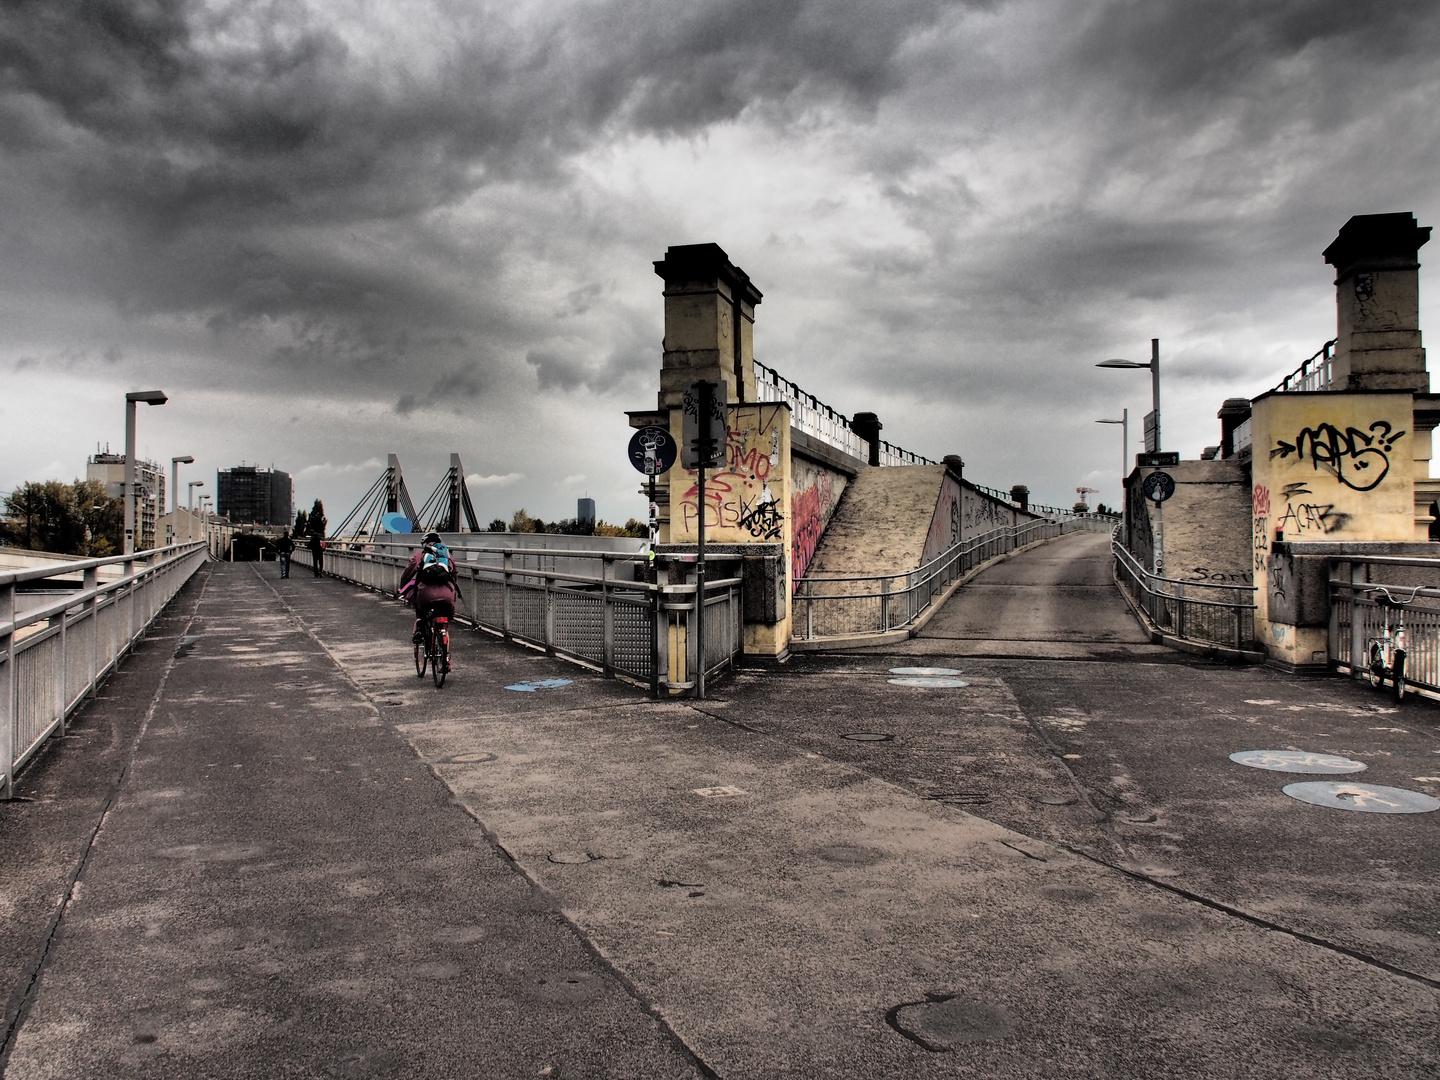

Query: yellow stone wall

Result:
[1250,390,1415,660]
[665,401,793,655]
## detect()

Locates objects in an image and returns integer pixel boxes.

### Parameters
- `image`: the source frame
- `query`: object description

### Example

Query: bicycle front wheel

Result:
[1393,650,1406,701]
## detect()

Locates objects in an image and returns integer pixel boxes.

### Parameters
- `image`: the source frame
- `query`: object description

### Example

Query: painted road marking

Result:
[692,785,747,798]
[1282,782,1440,814]
[888,677,969,688]
[1229,750,1367,774]
[505,678,574,692]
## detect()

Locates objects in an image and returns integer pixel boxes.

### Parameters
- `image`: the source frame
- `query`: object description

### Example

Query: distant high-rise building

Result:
[87,450,165,551]
[217,466,293,526]
[577,497,596,525]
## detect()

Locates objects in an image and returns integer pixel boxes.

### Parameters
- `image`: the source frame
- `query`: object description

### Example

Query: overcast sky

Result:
[5,0,1440,524]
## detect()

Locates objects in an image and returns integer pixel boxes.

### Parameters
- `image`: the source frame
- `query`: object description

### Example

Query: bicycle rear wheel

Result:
[414,636,427,677]
[432,627,449,688]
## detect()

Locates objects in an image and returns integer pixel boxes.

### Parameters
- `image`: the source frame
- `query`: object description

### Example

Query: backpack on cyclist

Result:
[417,542,454,585]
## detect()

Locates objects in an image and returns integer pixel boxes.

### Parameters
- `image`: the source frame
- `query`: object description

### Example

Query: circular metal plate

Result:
[888,677,968,688]
[1282,782,1440,814]
[889,666,962,676]
[504,678,574,692]
[842,732,894,742]
[1230,750,1367,774]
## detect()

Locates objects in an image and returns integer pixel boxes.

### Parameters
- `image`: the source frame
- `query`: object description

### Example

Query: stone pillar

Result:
[1323,213,1431,393]
[851,412,882,467]
[1010,485,1029,511]
[653,244,762,410]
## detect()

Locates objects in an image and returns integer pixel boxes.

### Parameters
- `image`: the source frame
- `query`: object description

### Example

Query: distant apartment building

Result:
[87,451,165,551]
[217,466,293,527]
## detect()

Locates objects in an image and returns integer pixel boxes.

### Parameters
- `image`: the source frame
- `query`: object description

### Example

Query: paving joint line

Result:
[0,564,213,1071]
[251,566,722,1080]
[1062,844,1440,993]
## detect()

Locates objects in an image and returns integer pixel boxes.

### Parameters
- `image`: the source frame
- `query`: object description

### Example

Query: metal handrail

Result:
[2,540,209,795]
[1272,339,1338,393]
[1111,534,1255,648]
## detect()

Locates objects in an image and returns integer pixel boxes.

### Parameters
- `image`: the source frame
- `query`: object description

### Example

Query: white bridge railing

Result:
[295,540,743,693]
[792,514,1115,641]
[1,541,209,797]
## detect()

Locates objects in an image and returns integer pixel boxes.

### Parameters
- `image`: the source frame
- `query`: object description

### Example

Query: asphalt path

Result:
[899,531,1170,660]
[1,556,1437,1078]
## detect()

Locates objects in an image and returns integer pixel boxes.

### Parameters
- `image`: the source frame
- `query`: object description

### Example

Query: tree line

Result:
[1,480,124,556]
[488,509,646,537]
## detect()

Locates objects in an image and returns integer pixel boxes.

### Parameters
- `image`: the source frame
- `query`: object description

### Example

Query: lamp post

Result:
[1096,339,1160,454]
[124,390,169,555]
[1095,409,1128,485]
[189,481,205,542]
[171,456,194,516]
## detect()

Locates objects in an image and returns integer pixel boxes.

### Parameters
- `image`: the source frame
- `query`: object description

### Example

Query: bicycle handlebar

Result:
[1363,584,1428,606]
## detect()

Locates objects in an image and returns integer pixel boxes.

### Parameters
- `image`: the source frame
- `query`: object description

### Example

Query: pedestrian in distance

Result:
[309,531,325,577]
[275,530,295,578]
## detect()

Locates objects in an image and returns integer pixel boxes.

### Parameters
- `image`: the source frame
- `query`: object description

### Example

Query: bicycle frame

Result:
[1363,586,1421,700]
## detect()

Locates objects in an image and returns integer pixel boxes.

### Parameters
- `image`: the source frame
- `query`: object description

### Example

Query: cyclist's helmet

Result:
[422,531,442,545]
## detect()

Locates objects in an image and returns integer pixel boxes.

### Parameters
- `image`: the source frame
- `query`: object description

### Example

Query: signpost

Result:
[1141,470,1175,575]
[627,424,679,699]
[681,381,724,699]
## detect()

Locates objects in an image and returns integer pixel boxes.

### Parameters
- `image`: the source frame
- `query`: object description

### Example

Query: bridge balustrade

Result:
[0,541,209,797]
[792,515,1115,642]
[1111,536,1256,650]
[294,540,742,693]
[1329,557,1440,697]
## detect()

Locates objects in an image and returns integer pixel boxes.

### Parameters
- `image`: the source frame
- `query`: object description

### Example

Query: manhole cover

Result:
[1230,750,1366,774]
[505,678,573,692]
[439,752,497,764]
[889,666,962,676]
[1282,782,1440,813]
[842,732,894,742]
[888,677,968,688]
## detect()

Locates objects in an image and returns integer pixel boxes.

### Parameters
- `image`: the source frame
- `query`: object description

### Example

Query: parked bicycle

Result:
[1363,585,1425,700]
[414,611,452,688]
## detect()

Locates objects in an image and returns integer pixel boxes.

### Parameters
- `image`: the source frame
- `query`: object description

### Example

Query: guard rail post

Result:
[1350,564,1368,682]
[502,551,513,640]
[84,566,99,701]
[1,581,14,799]
[880,577,891,633]
[56,604,68,737]
[601,555,615,677]
[544,574,556,655]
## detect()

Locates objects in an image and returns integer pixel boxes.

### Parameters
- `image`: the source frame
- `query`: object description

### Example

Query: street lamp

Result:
[188,480,205,512]
[1096,339,1160,455]
[124,390,168,555]
[171,455,194,516]
[1095,409,1128,487]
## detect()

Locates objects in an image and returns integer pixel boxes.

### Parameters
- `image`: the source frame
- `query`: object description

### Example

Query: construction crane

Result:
[1074,486,1099,513]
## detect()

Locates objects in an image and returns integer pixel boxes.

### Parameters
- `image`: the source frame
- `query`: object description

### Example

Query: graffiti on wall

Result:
[963,487,1013,533]
[1270,420,1406,491]
[790,466,843,583]
[921,476,965,565]
[674,405,788,541]
[1253,480,1354,571]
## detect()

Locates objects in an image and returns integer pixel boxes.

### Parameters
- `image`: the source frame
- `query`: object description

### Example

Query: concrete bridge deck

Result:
[1,559,1438,1077]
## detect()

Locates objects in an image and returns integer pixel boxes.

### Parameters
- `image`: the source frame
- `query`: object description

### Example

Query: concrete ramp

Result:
[802,464,947,579]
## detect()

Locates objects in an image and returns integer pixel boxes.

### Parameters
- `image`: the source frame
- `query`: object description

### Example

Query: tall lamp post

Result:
[189,481,206,542]
[1095,409,1128,492]
[124,390,168,555]
[1096,339,1160,454]
[171,456,194,515]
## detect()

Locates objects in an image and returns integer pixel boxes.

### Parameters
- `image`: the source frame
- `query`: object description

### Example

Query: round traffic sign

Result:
[628,426,678,476]
[1141,471,1176,503]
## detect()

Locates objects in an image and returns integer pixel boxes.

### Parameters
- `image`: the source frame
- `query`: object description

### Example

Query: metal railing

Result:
[1329,560,1440,696]
[1,541,209,796]
[792,514,1114,641]
[1272,339,1338,393]
[754,361,871,461]
[1112,536,1256,649]
[293,540,742,692]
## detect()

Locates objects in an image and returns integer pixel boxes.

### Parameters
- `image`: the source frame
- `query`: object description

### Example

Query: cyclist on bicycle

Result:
[400,531,458,645]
